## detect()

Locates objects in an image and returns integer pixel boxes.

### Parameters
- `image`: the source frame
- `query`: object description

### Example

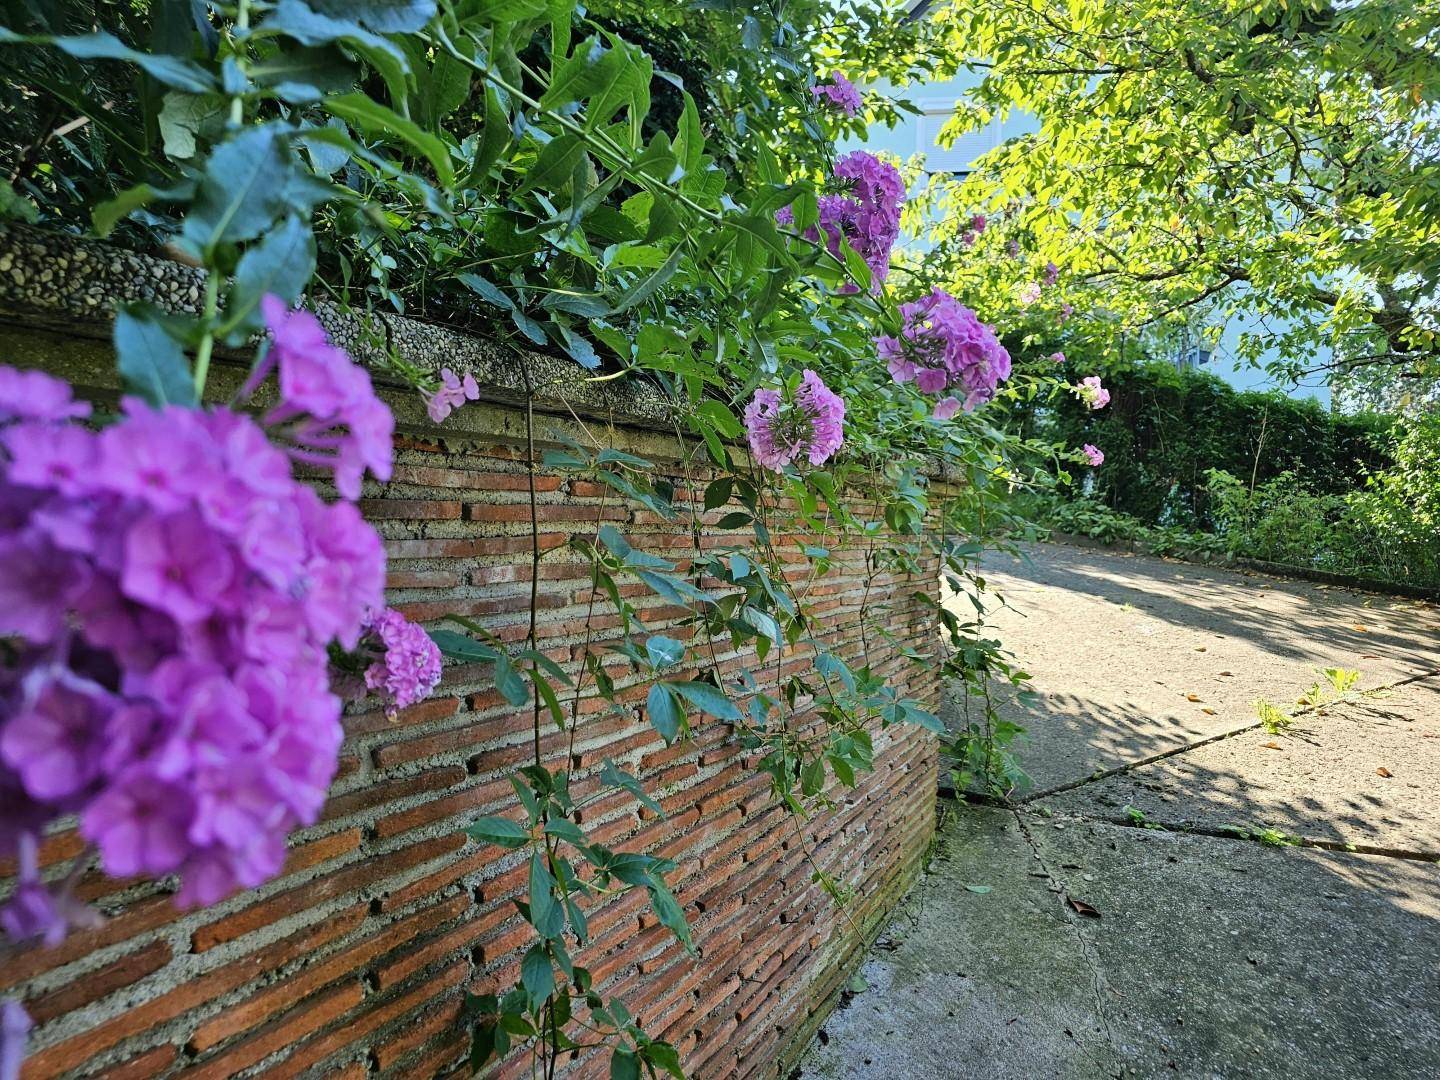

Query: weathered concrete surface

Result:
[797,810,1440,1080]
[795,809,1117,1080]
[805,545,1440,1079]
[1036,677,1440,855]
[950,543,1440,793]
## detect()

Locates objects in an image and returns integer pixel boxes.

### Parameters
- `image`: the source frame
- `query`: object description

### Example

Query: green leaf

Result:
[468,0,550,20]
[181,125,291,250]
[673,92,704,174]
[644,1042,684,1079]
[302,0,437,32]
[716,511,753,529]
[610,1049,640,1080]
[599,759,662,817]
[93,184,164,237]
[494,654,530,707]
[0,179,37,224]
[703,477,733,511]
[518,134,584,195]
[465,816,531,848]
[646,877,692,949]
[113,305,197,408]
[645,635,685,669]
[39,31,216,93]
[669,681,741,722]
[646,683,682,744]
[157,91,221,160]
[262,0,410,104]
[520,945,554,1009]
[611,245,684,312]
[223,214,316,337]
[529,851,565,938]
[428,628,499,662]
[323,93,454,187]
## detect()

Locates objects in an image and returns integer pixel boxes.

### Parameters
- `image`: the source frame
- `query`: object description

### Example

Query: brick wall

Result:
[0,310,941,1080]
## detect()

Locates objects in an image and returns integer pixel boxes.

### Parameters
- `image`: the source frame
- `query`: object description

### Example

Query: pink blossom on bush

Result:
[1017,281,1041,307]
[256,297,394,500]
[971,214,987,234]
[1042,261,1060,286]
[875,289,1011,412]
[1,1000,29,1080]
[1059,302,1074,324]
[0,332,406,939]
[360,608,443,719]
[1083,444,1105,466]
[1076,375,1110,410]
[425,367,480,423]
[1006,239,1021,258]
[778,151,903,291]
[810,73,862,116]
[932,397,963,420]
[1050,351,1066,364]
[744,370,845,472]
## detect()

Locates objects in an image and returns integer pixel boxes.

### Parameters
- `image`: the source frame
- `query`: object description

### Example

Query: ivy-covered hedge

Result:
[1034,362,1393,528]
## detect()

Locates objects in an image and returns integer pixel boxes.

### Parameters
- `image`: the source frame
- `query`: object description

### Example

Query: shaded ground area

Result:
[798,543,1440,1079]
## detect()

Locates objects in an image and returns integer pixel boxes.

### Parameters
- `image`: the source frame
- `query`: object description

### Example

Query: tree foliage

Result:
[918,0,1440,395]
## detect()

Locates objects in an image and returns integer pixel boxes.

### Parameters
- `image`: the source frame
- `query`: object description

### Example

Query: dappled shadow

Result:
[977,543,1440,677]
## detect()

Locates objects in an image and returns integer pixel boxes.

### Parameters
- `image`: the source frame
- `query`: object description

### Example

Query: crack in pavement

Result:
[1010,667,1440,807]
[1008,807,1120,1077]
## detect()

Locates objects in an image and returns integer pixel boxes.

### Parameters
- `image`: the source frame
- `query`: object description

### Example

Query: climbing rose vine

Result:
[877,288,1012,417]
[744,369,846,472]
[0,298,426,946]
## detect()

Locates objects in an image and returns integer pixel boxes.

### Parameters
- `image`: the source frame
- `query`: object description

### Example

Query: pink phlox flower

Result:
[1043,261,1060,286]
[260,295,394,500]
[1083,444,1105,467]
[1017,281,1042,306]
[932,397,963,420]
[744,370,846,473]
[810,72,863,116]
[1050,351,1066,364]
[360,607,442,719]
[424,367,481,423]
[874,289,1011,411]
[0,368,90,423]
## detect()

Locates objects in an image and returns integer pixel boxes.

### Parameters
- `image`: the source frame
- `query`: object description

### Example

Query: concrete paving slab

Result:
[1034,677,1440,855]
[944,543,1440,793]
[795,808,1118,1080]
[1030,816,1440,1080]
[798,809,1440,1079]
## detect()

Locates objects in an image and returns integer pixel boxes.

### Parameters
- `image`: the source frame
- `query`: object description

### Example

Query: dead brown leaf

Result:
[1185,693,1203,702]
[1066,896,1101,918]
[1261,741,1282,750]
[1218,671,1234,677]
[1201,707,1217,716]
[1194,646,1207,652]
[1376,767,1393,778]
[1353,625,1369,633]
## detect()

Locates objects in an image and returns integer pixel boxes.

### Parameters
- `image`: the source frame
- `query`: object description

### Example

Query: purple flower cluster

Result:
[810,73,863,116]
[1043,261,1060,286]
[250,297,394,500]
[876,288,1012,417]
[360,608,443,719]
[744,370,846,473]
[0,301,407,941]
[1082,444,1105,467]
[424,367,479,424]
[778,150,903,291]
